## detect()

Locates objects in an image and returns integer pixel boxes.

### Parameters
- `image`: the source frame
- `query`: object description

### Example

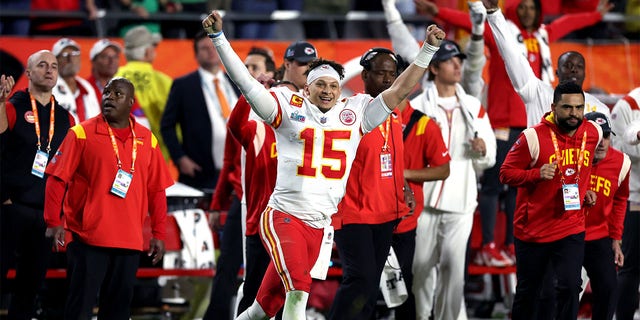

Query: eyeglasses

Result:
[59,51,81,59]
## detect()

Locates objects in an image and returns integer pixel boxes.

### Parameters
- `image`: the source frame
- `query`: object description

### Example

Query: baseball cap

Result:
[90,39,122,60]
[124,26,162,49]
[52,38,80,56]
[432,40,467,63]
[284,41,317,63]
[585,112,616,135]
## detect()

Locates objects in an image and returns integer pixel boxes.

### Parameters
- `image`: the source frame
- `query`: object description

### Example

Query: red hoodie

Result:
[435,0,603,129]
[584,147,630,241]
[500,112,602,242]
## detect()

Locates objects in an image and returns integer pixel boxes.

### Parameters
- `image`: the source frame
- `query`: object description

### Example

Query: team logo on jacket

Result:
[24,111,35,123]
[565,168,576,176]
[339,109,356,126]
[51,150,62,164]
[290,94,303,108]
[290,110,306,123]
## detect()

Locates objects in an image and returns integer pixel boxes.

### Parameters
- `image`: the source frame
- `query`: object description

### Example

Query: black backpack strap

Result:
[403,109,426,141]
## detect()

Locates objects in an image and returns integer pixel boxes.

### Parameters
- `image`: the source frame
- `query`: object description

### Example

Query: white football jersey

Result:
[266,87,380,228]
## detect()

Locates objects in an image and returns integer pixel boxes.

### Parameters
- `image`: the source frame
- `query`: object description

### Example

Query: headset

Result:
[359,47,398,71]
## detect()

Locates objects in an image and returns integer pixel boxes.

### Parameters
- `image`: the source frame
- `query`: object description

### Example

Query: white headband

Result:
[306,64,340,85]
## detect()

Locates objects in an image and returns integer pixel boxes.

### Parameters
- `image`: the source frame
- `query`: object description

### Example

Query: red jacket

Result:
[45,116,174,250]
[333,109,408,229]
[500,112,602,242]
[585,147,630,241]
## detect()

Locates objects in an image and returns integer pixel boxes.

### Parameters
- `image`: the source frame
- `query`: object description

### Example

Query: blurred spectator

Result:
[303,0,350,38]
[231,0,278,39]
[30,0,93,36]
[0,0,30,35]
[116,25,172,160]
[116,0,162,37]
[161,0,208,38]
[86,38,123,96]
[560,0,625,39]
[51,38,101,123]
[625,0,640,37]
[346,0,388,38]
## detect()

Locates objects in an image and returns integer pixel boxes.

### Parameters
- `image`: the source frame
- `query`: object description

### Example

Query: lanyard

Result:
[379,116,391,151]
[105,118,138,173]
[30,94,56,153]
[550,129,587,184]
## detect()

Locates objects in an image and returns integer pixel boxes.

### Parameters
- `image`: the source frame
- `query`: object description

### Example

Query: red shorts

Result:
[256,207,324,316]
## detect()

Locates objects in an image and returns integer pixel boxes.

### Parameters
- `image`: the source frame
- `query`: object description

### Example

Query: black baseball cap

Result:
[432,40,467,63]
[585,111,615,135]
[284,41,317,63]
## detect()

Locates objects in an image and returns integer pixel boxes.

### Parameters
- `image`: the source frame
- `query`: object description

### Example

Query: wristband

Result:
[413,43,439,68]
[208,31,223,38]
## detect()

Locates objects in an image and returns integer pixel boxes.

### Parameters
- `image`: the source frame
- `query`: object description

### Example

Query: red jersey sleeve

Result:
[500,131,542,187]
[545,11,603,42]
[436,7,473,32]
[422,118,450,167]
[228,96,251,142]
[147,134,173,240]
[44,175,67,227]
[148,189,167,240]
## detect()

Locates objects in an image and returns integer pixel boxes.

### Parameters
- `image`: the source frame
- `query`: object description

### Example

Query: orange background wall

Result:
[1,36,638,95]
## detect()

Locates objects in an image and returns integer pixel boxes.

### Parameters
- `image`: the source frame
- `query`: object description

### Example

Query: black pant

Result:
[0,203,52,320]
[617,205,640,320]
[237,233,270,315]
[584,237,618,320]
[391,229,416,320]
[536,237,618,320]
[329,220,397,320]
[478,128,522,245]
[203,196,243,320]
[64,239,140,320]
[512,233,584,320]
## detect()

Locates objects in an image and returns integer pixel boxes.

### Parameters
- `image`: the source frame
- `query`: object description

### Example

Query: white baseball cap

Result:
[52,38,80,56]
[90,39,122,60]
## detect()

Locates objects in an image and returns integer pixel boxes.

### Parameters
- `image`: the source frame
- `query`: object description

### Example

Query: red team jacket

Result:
[585,147,631,241]
[333,108,409,228]
[500,112,602,243]
[45,116,174,250]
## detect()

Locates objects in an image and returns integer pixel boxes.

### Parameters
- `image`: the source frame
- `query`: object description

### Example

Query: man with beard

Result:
[500,81,603,319]
[51,38,101,123]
